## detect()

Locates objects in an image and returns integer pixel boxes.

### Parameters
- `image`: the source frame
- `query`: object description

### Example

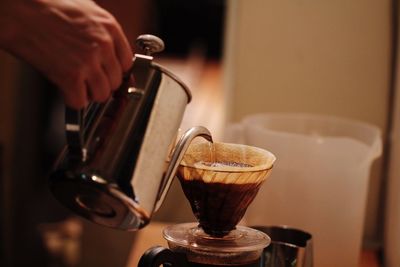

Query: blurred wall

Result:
[223,0,391,245]
[0,51,19,267]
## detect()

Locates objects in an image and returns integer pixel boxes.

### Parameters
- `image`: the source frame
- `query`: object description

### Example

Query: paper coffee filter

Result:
[182,142,275,170]
[179,142,275,184]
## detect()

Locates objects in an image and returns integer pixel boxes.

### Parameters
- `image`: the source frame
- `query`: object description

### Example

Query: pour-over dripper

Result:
[176,142,276,237]
[138,142,276,267]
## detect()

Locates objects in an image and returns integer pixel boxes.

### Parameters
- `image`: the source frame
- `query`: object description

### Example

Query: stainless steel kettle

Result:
[50,35,212,231]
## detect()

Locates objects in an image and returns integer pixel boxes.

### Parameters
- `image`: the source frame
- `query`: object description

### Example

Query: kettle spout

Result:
[155,126,213,211]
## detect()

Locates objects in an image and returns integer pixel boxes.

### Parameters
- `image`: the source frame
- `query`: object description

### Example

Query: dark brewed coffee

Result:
[177,177,262,237]
[199,161,253,168]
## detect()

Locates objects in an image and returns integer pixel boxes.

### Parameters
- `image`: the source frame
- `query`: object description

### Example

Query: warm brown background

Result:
[0,0,391,266]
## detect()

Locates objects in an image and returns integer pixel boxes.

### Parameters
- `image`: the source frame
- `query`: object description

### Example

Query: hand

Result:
[0,0,133,109]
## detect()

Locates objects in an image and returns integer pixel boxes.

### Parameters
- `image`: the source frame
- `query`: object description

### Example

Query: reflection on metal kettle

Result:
[49,34,212,231]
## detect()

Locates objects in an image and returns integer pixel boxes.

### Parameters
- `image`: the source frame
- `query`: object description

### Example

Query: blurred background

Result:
[0,0,399,266]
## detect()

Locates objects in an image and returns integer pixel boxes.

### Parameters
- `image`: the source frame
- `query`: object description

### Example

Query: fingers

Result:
[86,16,130,101]
[61,80,88,110]
[106,20,133,72]
[47,4,133,109]
[63,46,122,108]
[101,46,123,91]
[86,64,111,103]
[60,64,114,109]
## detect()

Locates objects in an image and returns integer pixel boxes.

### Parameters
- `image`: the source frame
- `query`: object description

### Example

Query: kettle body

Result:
[50,35,212,230]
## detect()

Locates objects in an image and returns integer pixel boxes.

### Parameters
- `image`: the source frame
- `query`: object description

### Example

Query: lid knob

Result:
[136,34,165,56]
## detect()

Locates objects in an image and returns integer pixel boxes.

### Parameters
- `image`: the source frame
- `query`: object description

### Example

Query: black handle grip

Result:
[138,246,186,267]
[64,58,139,163]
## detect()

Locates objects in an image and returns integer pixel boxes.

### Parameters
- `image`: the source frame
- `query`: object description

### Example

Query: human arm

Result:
[0,0,133,109]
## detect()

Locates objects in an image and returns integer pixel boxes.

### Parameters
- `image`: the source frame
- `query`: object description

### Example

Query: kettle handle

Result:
[64,69,134,163]
[154,126,213,211]
[138,246,187,267]
[64,34,165,163]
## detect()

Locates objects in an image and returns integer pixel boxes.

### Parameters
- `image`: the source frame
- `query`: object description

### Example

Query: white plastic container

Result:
[224,113,382,267]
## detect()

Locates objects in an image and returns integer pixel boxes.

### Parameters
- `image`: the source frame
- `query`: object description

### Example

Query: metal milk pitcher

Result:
[49,35,212,231]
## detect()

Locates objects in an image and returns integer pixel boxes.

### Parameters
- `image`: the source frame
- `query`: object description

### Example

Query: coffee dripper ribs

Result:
[176,142,275,237]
